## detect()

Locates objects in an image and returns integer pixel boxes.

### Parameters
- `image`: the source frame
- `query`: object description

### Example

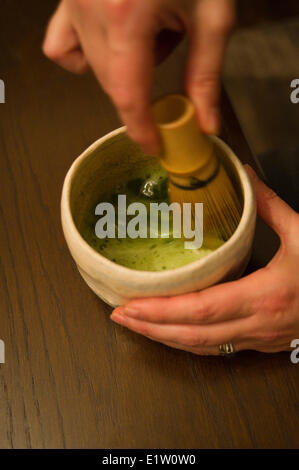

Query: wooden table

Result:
[0,0,298,449]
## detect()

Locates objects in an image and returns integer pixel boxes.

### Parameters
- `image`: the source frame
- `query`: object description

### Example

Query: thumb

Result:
[245,164,297,241]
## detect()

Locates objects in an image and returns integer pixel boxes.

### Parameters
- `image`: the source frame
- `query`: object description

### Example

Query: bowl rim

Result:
[61,126,256,281]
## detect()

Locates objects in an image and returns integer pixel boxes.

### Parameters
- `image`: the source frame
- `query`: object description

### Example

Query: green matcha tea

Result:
[81,166,224,271]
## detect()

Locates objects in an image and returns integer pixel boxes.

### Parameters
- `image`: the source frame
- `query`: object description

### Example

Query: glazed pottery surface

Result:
[61,128,256,307]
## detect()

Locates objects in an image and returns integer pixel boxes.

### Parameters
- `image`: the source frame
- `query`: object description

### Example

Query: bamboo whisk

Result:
[152,94,242,241]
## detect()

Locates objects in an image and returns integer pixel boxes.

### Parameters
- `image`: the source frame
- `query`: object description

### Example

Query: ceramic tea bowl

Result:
[61,128,256,307]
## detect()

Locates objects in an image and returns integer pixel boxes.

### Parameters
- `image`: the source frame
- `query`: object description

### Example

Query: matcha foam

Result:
[81,165,224,271]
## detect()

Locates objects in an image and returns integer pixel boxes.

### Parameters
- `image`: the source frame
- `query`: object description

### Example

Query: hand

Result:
[43,0,235,153]
[111,165,299,355]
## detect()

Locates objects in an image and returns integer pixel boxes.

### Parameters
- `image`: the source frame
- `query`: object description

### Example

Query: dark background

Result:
[0,0,298,449]
[226,0,299,211]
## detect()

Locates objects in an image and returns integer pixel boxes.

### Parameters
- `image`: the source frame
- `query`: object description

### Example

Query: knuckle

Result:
[261,286,294,316]
[184,332,205,348]
[188,73,218,96]
[263,186,279,203]
[195,335,208,347]
[250,285,294,345]
[273,287,294,312]
[193,302,214,323]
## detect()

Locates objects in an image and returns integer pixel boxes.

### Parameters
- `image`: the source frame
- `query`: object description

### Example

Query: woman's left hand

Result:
[111,166,299,355]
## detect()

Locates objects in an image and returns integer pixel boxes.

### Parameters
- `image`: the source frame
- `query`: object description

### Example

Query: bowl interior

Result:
[69,131,244,252]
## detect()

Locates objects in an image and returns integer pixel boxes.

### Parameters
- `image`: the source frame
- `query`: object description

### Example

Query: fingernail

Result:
[123,307,139,318]
[110,312,126,326]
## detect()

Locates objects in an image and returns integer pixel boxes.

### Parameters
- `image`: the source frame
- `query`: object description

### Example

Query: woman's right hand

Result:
[43,0,235,154]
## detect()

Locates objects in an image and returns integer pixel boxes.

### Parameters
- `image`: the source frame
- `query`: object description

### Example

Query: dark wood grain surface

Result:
[0,0,298,449]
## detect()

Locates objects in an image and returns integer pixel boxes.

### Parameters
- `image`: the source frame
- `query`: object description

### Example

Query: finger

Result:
[149,337,289,355]
[185,0,235,134]
[106,38,161,154]
[110,309,254,348]
[146,333,273,355]
[103,3,161,155]
[43,1,89,74]
[245,164,298,242]
[119,270,266,325]
[112,311,255,354]
[149,337,219,356]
